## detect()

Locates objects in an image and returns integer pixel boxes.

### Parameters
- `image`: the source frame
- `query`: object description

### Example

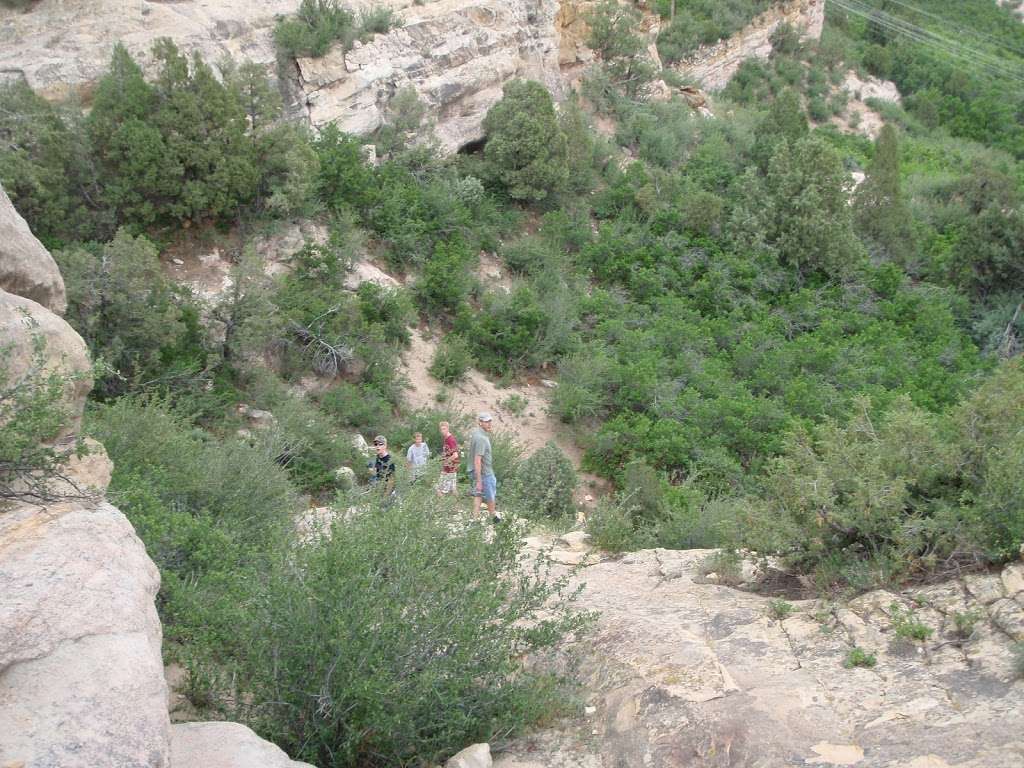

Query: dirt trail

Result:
[398,327,609,506]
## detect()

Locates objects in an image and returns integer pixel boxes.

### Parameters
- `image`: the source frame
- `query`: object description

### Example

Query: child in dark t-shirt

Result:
[371,435,396,495]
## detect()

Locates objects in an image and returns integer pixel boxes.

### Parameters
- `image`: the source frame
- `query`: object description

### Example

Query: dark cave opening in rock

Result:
[457,135,487,155]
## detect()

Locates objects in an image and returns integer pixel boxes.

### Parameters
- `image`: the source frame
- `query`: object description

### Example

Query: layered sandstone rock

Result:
[499,538,1024,768]
[672,0,825,91]
[0,184,66,315]
[294,0,563,151]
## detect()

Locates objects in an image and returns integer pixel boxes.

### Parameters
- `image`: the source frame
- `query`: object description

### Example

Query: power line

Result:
[829,0,1024,85]
[876,0,1024,60]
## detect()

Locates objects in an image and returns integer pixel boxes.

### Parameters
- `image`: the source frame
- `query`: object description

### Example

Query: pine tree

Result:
[752,89,808,171]
[482,80,567,202]
[854,124,915,263]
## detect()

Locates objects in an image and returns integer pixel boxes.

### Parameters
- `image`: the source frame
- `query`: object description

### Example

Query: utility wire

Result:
[875,0,1024,60]
[830,0,1024,85]
[832,0,1023,78]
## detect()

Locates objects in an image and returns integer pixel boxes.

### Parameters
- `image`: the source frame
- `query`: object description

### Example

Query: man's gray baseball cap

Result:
[478,412,493,422]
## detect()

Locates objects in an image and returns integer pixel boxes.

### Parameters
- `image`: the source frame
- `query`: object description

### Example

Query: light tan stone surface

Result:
[499,537,1024,768]
[170,722,316,768]
[0,184,66,314]
[0,289,91,440]
[0,501,170,768]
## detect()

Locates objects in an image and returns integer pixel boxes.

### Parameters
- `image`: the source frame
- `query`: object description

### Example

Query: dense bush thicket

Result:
[0,42,314,245]
[273,0,395,59]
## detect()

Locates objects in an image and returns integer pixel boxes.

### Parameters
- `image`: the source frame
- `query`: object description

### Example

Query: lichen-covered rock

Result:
[0,289,91,440]
[0,184,66,315]
[170,722,315,768]
[0,501,170,768]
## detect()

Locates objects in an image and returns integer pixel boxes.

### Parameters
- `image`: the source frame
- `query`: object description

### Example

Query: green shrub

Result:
[587,495,650,553]
[501,393,529,417]
[482,80,567,201]
[458,286,548,374]
[56,230,206,399]
[507,442,578,521]
[414,239,476,315]
[274,0,355,58]
[318,381,393,431]
[951,609,983,640]
[223,488,591,767]
[357,6,395,37]
[1013,642,1024,679]
[0,334,87,507]
[767,599,794,621]
[889,602,934,643]
[843,647,877,669]
[429,335,475,384]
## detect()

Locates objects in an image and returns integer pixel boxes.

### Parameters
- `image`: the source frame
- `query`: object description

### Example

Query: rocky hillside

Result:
[0,185,312,768]
[0,0,823,152]
[495,537,1024,768]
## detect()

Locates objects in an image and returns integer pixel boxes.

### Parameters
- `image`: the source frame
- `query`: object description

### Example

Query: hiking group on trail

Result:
[366,414,500,522]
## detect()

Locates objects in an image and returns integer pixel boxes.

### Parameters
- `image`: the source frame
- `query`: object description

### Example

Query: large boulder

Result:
[0,289,91,440]
[170,722,316,768]
[0,500,170,768]
[0,183,66,315]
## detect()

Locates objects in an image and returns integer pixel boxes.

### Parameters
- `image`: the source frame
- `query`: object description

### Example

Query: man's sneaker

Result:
[492,513,503,525]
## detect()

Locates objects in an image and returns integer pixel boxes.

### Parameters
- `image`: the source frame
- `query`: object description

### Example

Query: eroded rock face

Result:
[502,539,1024,768]
[672,0,825,91]
[170,722,316,768]
[0,289,91,441]
[295,0,563,152]
[0,501,170,768]
[0,184,66,315]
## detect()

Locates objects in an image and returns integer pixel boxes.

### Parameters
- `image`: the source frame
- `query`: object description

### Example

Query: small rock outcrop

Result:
[501,537,1024,768]
[0,184,66,315]
[170,722,315,768]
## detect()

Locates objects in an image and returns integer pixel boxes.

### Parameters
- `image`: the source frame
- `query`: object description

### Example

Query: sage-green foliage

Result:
[767,599,794,621]
[843,647,877,669]
[1014,642,1024,679]
[55,229,207,399]
[428,334,475,384]
[0,334,84,506]
[482,80,567,201]
[736,361,1024,590]
[656,0,773,64]
[889,603,934,643]
[224,487,590,767]
[273,0,355,58]
[0,42,314,243]
[505,442,578,521]
[951,609,982,640]
[584,0,655,97]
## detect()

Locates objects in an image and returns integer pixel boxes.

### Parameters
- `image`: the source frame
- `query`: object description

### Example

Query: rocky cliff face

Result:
[1,0,823,153]
[0,185,313,768]
[672,0,824,91]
